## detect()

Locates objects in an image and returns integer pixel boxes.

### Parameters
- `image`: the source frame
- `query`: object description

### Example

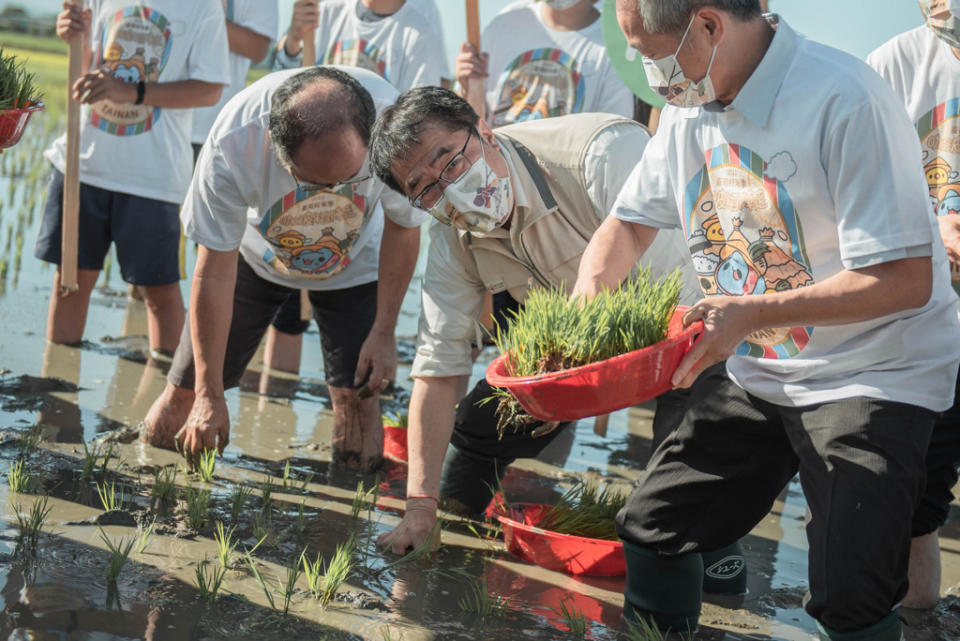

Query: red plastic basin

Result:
[485,307,702,422]
[0,105,43,152]
[497,503,625,576]
[383,425,408,463]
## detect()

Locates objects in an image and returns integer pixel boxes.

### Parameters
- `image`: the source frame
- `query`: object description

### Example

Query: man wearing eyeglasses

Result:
[141,66,425,471]
[369,85,701,553]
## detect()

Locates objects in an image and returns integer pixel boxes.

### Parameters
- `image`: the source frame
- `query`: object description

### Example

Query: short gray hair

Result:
[621,0,762,35]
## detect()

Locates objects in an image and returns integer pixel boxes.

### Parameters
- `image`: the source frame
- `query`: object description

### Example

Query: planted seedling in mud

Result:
[13,496,51,555]
[7,459,28,493]
[277,554,303,617]
[457,575,509,617]
[252,507,271,543]
[98,528,135,584]
[152,466,178,503]
[302,536,355,607]
[379,519,442,574]
[487,267,683,435]
[622,612,683,641]
[551,597,588,639]
[195,559,227,603]
[214,521,238,568]
[99,443,114,476]
[96,480,124,512]
[280,460,313,492]
[350,479,379,521]
[260,476,274,513]
[294,501,307,536]
[182,486,211,530]
[16,425,41,461]
[135,519,154,554]
[229,484,252,522]
[197,449,216,483]
[537,481,626,541]
[243,554,276,610]
[80,440,108,481]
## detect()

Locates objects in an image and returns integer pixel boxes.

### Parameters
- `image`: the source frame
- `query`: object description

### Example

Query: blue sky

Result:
[13,1,925,61]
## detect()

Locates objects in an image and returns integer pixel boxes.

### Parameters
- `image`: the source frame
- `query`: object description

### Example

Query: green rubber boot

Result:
[818,612,903,641]
[701,540,748,594]
[622,540,702,634]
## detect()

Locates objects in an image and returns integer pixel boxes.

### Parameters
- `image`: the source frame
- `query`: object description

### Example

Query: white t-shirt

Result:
[181,67,426,291]
[191,0,278,144]
[482,2,632,126]
[274,0,446,91]
[613,18,960,412]
[45,0,230,204]
[868,25,960,294]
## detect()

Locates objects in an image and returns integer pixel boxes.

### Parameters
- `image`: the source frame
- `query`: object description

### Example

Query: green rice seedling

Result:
[0,48,42,110]
[99,443,114,476]
[488,267,683,434]
[7,459,28,493]
[214,521,238,568]
[280,461,314,492]
[182,486,211,530]
[229,484,252,521]
[98,528,135,584]
[260,475,274,512]
[80,440,104,482]
[319,538,354,607]
[96,480,123,512]
[301,550,323,599]
[195,559,227,603]
[243,554,276,610]
[551,597,588,639]
[252,507,270,543]
[16,424,40,461]
[457,575,509,617]
[537,482,627,541]
[276,554,302,617]
[135,519,155,554]
[152,466,177,503]
[622,612,670,641]
[294,501,306,535]
[13,496,51,555]
[197,449,216,483]
[350,480,378,521]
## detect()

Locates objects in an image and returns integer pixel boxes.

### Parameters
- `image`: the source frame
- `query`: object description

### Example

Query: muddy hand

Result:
[174,393,230,457]
[354,329,397,398]
[377,499,438,555]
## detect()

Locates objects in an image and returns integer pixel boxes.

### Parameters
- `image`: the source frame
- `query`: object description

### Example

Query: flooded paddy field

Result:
[0,111,958,641]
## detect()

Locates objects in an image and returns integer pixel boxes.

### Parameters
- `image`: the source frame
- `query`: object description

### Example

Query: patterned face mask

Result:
[920,0,960,49]
[430,139,514,234]
[540,0,581,10]
[641,14,719,109]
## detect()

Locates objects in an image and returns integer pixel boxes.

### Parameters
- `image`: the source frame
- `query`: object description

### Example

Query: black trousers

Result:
[618,363,935,633]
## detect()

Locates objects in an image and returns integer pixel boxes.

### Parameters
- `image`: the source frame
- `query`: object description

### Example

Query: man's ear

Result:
[476,118,497,145]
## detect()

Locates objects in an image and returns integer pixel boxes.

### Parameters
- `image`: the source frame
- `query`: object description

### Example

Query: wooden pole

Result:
[298,3,318,320]
[464,0,485,116]
[60,0,83,295]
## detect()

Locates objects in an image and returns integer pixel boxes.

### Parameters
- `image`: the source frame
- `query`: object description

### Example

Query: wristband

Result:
[135,80,145,105]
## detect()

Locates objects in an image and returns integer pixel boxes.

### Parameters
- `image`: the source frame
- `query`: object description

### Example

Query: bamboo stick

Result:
[298,2,319,320]
[464,0,485,116]
[60,0,83,295]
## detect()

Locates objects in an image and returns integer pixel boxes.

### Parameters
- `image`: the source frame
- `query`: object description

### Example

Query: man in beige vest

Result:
[368,86,708,555]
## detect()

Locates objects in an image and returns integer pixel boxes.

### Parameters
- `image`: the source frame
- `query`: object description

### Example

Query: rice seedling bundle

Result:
[537,482,627,541]
[0,48,42,110]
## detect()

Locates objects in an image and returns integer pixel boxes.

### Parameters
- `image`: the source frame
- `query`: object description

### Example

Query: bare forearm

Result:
[371,220,420,335]
[143,80,223,108]
[407,376,464,498]
[575,216,659,296]
[191,247,238,397]
[226,22,271,63]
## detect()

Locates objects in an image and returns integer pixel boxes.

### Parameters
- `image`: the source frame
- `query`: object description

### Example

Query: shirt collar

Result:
[713,14,797,128]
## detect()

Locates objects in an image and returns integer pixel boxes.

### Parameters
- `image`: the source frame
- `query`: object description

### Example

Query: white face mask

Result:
[540,0,581,10]
[642,15,719,108]
[430,140,514,234]
[920,0,960,49]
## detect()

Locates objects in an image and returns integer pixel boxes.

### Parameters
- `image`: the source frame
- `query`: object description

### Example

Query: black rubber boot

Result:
[438,444,506,518]
[622,540,703,634]
[701,540,748,594]
[818,612,903,641]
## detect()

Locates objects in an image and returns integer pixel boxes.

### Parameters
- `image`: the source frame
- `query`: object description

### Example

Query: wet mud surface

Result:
[0,113,958,641]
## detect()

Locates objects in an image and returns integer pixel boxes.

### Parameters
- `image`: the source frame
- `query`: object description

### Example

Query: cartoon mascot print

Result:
[684,144,814,359]
[917,98,960,291]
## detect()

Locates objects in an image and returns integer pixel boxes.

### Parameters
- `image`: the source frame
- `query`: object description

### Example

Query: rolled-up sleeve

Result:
[410,224,487,378]
[180,141,250,251]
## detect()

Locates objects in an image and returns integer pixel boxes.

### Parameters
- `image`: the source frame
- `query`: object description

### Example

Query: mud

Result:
[0,111,957,641]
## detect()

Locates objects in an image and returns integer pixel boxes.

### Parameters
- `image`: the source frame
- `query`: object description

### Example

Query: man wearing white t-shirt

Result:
[191,0,278,160]
[456,0,634,126]
[574,1,960,639]
[867,0,960,611]
[141,67,425,471]
[37,0,229,355]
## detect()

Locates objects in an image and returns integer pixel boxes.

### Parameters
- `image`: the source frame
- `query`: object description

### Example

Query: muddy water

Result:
[0,113,958,641]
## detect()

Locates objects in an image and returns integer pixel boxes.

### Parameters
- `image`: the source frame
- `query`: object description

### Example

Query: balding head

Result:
[616,0,761,36]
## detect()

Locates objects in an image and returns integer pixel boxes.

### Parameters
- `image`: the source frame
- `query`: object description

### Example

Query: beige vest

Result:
[441,113,642,303]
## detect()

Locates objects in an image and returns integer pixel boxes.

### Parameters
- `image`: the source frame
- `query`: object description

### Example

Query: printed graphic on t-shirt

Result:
[683,143,814,359]
[493,48,584,126]
[917,98,960,289]
[257,186,368,279]
[90,5,172,136]
[324,39,388,80]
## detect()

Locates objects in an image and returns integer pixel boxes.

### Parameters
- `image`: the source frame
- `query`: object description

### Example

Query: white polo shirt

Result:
[45,0,230,204]
[181,67,426,291]
[614,17,960,411]
[191,0,278,145]
[274,0,446,91]
[868,25,960,294]
[481,1,633,126]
